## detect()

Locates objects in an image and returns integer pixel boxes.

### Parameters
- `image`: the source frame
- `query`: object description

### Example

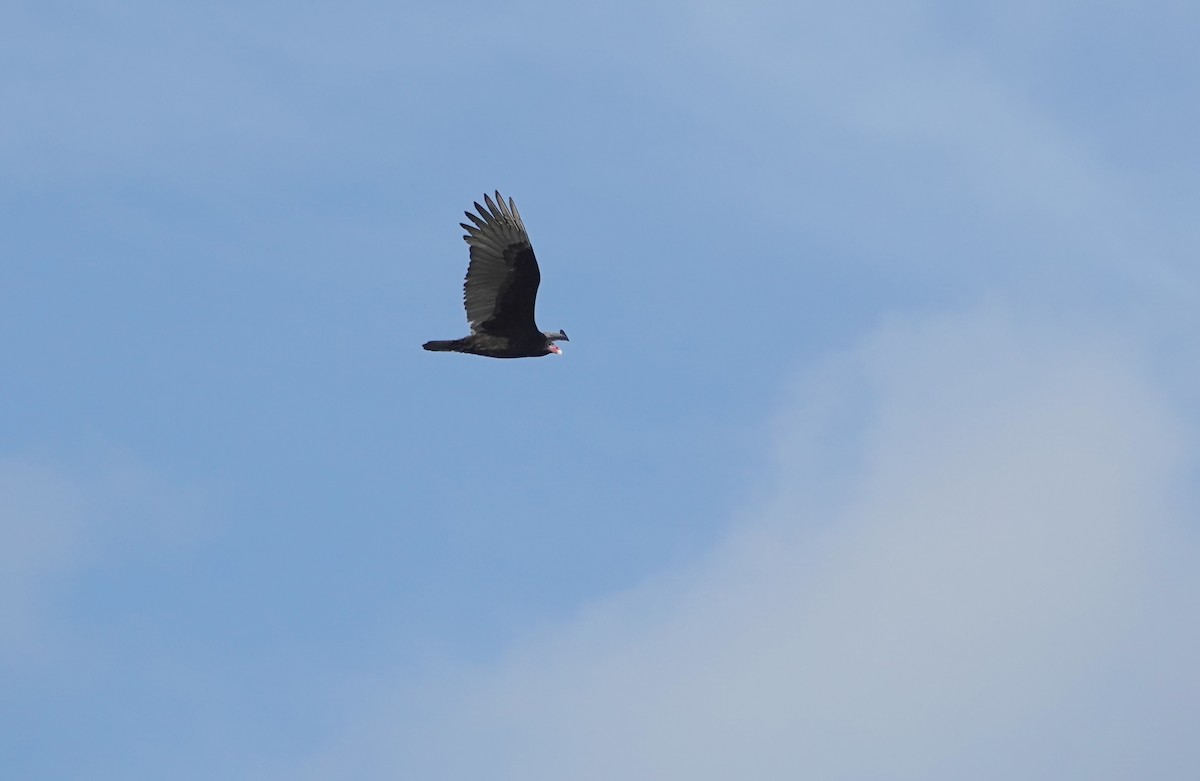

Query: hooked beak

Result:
[549,344,562,355]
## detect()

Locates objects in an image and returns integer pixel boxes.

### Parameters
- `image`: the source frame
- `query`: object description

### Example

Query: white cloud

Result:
[309,307,1198,780]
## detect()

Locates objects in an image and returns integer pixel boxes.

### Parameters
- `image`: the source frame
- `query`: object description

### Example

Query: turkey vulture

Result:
[423,192,568,359]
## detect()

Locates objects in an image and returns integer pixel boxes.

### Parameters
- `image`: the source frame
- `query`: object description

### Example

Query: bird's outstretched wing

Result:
[459,192,541,336]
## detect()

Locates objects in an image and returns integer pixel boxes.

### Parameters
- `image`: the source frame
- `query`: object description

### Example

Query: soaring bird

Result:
[423,192,568,359]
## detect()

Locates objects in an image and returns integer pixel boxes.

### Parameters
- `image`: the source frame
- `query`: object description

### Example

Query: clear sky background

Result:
[3,1,1198,778]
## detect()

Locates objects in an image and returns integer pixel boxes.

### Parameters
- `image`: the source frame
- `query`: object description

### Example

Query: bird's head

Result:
[544,330,568,356]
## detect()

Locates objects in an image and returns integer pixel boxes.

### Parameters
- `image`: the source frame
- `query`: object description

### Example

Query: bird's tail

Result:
[422,339,459,352]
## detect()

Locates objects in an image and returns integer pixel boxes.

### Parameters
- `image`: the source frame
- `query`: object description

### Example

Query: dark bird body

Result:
[423,192,568,359]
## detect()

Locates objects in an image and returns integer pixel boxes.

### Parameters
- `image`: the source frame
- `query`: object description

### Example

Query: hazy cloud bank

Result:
[308,308,1198,780]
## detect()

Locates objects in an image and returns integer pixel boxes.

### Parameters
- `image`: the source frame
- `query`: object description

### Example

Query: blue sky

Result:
[3,1,1198,778]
